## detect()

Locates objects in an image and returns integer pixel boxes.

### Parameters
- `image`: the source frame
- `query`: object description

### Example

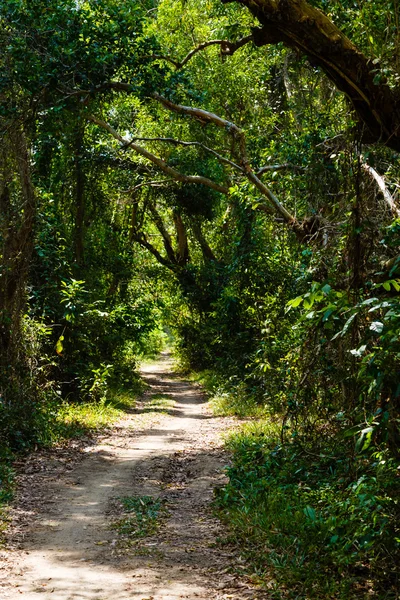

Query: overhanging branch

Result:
[361,162,400,218]
[131,232,177,271]
[153,94,297,225]
[124,136,243,172]
[153,35,253,69]
[224,0,400,151]
[257,163,305,176]
[87,115,229,195]
[125,179,174,194]
[88,109,307,237]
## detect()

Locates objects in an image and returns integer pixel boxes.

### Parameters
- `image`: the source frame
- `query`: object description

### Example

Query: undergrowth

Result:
[0,455,14,547]
[111,494,168,556]
[141,393,175,415]
[112,495,166,538]
[55,390,136,438]
[203,379,400,599]
[190,370,268,418]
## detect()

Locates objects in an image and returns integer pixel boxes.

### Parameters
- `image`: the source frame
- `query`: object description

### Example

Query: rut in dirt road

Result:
[2,355,267,600]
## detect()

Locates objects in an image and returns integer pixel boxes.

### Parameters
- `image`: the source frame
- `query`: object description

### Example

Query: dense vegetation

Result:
[1,0,400,597]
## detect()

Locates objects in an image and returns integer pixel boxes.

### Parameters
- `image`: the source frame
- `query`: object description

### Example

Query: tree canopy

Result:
[1,0,400,596]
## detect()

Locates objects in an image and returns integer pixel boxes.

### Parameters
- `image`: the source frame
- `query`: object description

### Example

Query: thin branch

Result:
[148,203,177,264]
[246,171,293,220]
[87,115,229,195]
[152,94,296,224]
[191,220,218,262]
[124,136,244,172]
[131,232,176,271]
[173,211,190,266]
[153,35,253,69]
[257,163,305,176]
[153,93,243,135]
[361,162,400,217]
[125,179,174,194]
[89,107,300,231]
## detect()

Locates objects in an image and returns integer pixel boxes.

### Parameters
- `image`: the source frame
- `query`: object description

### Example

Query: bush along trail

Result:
[0,355,266,600]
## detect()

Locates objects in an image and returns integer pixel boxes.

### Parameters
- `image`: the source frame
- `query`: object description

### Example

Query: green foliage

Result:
[1,0,400,593]
[0,451,14,505]
[285,276,400,449]
[215,422,400,598]
[192,370,268,417]
[55,385,140,439]
[0,0,165,116]
[112,495,165,538]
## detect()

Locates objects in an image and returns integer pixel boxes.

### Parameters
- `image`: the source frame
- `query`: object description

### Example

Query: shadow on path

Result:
[3,354,264,600]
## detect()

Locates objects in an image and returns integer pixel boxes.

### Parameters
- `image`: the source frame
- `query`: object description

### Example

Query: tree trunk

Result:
[74,128,85,266]
[0,129,36,367]
[173,211,190,266]
[226,0,400,151]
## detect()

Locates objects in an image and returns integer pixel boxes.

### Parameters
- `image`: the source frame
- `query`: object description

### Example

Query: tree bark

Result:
[0,129,36,365]
[224,0,400,151]
[173,211,190,266]
[191,220,218,263]
[74,128,85,266]
[148,203,177,265]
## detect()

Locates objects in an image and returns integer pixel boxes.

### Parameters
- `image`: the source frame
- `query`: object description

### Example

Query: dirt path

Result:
[1,355,266,600]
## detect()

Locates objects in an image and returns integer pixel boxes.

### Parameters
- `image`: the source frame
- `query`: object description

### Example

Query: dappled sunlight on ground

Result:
[2,355,265,600]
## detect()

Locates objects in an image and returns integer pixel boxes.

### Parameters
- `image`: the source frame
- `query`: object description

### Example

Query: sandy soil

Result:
[1,355,268,600]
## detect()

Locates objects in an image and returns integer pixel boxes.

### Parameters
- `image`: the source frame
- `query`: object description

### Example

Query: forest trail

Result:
[2,354,266,600]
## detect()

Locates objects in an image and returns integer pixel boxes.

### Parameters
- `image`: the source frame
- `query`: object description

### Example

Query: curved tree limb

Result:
[257,163,305,176]
[88,111,308,237]
[361,162,400,217]
[152,35,253,69]
[173,211,190,266]
[125,179,174,194]
[131,232,177,271]
[223,0,400,151]
[125,136,244,172]
[191,220,219,263]
[87,115,229,194]
[148,203,177,264]
[153,93,244,135]
[153,94,297,224]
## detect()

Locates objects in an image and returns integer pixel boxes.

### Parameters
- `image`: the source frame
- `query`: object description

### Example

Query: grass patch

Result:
[55,377,146,439]
[0,454,14,505]
[56,394,129,438]
[0,507,10,548]
[0,457,13,547]
[147,393,174,413]
[112,495,167,539]
[190,370,267,418]
[215,419,400,599]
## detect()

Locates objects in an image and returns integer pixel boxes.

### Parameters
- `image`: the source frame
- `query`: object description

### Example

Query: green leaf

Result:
[343,425,361,438]
[55,335,64,355]
[370,321,384,334]
[330,535,339,544]
[304,505,317,522]
[355,426,374,453]
[361,297,378,306]
[322,307,334,322]
[321,284,331,294]
[287,296,304,309]
[350,344,367,357]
